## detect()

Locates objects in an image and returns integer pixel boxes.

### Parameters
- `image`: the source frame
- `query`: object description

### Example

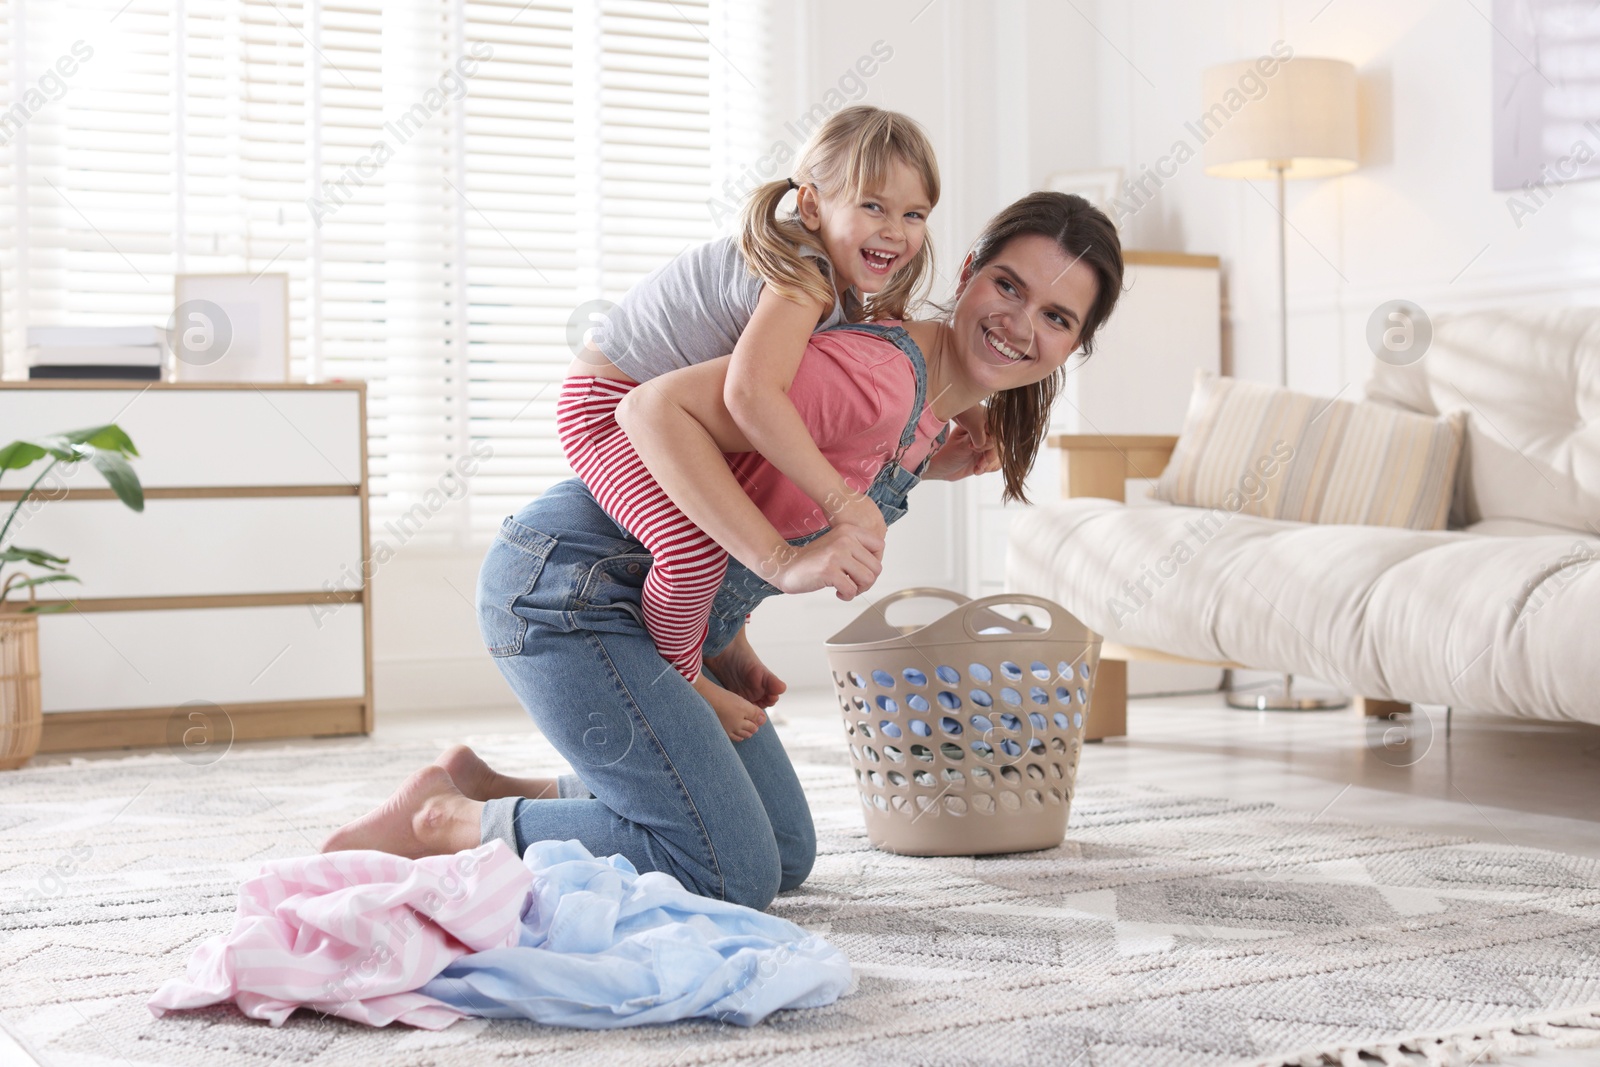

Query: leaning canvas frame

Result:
[170,273,290,383]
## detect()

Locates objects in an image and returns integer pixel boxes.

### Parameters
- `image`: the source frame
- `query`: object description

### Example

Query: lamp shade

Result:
[1201,57,1358,180]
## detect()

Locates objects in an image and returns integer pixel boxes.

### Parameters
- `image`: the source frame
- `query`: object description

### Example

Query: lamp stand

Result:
[1223,164,1349,713]
[1276,165,1288,387]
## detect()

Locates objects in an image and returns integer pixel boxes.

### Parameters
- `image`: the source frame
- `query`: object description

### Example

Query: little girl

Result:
[560,106,965,741]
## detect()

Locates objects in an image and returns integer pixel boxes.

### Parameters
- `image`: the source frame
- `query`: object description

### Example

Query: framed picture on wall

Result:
[1492,0,1600,192]
[1045,168,1124,224]
[170,273,290,383]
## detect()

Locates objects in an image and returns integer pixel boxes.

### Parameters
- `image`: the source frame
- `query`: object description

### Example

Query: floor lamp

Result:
[1201,56,1360,711]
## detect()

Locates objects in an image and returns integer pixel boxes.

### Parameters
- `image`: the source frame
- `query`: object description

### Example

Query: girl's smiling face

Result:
[948,232,1100,394]
[797,157,931,297]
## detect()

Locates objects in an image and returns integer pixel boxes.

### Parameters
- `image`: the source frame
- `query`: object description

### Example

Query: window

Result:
[0,0,771,545]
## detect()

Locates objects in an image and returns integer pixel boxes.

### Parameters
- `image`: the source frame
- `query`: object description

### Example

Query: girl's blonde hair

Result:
[739,106,940,323]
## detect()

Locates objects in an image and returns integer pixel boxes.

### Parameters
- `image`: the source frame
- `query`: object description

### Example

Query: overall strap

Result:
[911,424,951,477]
[818,322,932,463]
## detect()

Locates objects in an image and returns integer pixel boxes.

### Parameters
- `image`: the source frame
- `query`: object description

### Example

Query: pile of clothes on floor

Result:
[148,839,851,1030]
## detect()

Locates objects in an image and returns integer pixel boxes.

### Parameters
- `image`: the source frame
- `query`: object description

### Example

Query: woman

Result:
[322,193,1124,911]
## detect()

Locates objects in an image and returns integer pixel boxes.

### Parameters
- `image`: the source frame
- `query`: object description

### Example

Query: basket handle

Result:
[859,586,971,635]
[0,573,38,610]
[824,587,970,646]
[872,587,969,614]
[956,593,1092,644]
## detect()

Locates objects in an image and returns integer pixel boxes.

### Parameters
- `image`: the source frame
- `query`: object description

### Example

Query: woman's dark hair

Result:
[961,191,1124,504]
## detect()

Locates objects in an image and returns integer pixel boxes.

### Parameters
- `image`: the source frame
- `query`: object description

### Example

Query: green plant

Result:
[0,425,143,614]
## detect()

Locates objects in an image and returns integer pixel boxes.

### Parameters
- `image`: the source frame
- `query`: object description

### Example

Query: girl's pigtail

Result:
[737,179,835,311]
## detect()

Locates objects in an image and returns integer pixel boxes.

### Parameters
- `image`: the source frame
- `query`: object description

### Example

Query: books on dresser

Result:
[26,325,168,381]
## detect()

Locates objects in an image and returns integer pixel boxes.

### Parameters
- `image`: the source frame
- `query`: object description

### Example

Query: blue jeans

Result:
[475,479,816,911]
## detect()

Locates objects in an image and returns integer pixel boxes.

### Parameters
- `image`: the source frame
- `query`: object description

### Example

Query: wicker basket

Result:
[0,612,42,770]
[824,588,1101,856]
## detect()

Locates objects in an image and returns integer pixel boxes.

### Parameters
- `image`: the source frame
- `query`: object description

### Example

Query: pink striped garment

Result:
[558,374,729,684]
[148,841,532,1030]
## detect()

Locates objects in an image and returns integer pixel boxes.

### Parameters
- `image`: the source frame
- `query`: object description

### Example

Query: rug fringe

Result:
[1252,1004,1600,1066]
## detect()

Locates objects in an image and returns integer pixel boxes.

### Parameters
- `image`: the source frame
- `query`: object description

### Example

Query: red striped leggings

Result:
[555,375,728,683]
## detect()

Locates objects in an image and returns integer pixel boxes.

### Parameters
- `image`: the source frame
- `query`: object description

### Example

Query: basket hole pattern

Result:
[836,657,1093,819]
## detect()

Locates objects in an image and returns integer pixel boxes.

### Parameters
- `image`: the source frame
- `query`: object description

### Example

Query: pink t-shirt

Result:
[727,324,948,540]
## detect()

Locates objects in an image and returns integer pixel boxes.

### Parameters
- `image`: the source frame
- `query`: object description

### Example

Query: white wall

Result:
[369,546,505,714]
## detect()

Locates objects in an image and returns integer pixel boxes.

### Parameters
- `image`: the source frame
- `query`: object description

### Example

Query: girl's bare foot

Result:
[692,673,766,743]
[434,744,559,802]
[320,764,482,858]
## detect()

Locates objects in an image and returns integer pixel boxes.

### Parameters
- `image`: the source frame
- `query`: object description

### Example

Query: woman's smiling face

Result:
[949,232,1101,393]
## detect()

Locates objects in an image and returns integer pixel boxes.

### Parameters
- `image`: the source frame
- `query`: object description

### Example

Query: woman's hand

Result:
[923,422,1002,481]
[765,523,884,600]
[704,627,787,710]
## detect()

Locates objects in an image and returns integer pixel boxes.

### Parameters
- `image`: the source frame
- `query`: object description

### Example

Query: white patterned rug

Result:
[3,717,1600,1067]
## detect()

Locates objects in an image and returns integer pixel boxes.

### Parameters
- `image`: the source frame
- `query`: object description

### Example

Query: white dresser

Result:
[0,383,372,752]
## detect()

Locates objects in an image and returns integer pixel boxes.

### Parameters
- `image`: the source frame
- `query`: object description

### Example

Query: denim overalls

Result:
[703,321,947,658]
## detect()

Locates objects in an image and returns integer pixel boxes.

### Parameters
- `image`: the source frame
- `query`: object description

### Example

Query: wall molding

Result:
[1282,265,1600,320]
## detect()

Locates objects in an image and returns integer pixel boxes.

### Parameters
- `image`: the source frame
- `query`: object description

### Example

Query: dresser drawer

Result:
[15,496,363,599]
[0,387,362,488]
[37,605,366,713]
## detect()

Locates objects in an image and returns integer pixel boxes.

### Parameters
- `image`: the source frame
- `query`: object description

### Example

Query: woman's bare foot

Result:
[693,673,766,742]
[434,744,559,802]
[321,764,482,858]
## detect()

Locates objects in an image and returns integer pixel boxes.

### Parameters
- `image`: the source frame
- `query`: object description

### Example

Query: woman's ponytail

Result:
[987,377,1059,505]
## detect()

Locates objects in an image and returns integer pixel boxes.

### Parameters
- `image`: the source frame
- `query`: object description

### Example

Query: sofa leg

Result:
[1086,659,1128,741]
[1356,697,1410,718]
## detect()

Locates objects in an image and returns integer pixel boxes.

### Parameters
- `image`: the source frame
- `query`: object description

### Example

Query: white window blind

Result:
[0,0,771,545]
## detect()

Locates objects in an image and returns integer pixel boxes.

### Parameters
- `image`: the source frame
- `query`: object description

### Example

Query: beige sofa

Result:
[1008,307,1600,738]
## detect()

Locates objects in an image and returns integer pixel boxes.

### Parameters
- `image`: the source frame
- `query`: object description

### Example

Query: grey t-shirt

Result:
[593,235,846,383]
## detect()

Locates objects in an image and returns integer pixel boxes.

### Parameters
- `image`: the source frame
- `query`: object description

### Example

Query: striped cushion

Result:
[1153,372,1466,529]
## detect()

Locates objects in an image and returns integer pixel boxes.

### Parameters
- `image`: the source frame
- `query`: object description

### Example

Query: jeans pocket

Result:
[478,517,558,657]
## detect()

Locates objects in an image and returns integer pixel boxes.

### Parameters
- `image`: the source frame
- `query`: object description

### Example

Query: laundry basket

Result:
[824,588,1101,856]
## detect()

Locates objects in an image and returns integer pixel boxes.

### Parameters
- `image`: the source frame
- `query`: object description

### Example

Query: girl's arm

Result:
[616,357,885,598]
[723,287,889,541]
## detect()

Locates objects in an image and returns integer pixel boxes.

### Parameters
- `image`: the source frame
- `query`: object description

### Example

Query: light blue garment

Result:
[419,840,853,1028]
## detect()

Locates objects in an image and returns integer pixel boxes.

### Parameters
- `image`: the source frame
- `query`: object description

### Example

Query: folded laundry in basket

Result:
[422,838,853,1028]
[149,838,852,1032]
